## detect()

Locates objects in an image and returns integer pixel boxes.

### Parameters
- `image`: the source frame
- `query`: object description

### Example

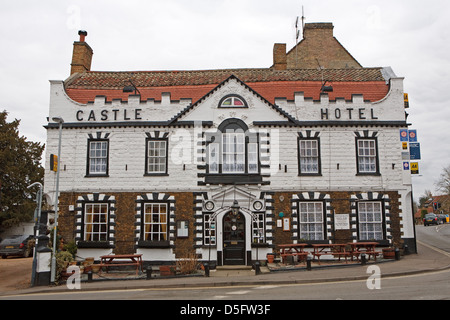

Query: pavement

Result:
[1,240,450,297]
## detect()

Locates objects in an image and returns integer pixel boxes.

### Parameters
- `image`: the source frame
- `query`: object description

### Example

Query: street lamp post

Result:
[50,116,64,283]
[28,182,43,286]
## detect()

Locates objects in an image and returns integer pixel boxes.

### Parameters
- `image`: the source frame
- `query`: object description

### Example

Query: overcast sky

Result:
[1,0,449,201]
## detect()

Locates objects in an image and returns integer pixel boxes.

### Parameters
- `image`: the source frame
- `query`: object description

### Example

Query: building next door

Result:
[223,211,245,265]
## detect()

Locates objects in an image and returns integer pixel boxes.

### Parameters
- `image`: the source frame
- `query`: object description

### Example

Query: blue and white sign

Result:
[409,142,421,160]
[400,129,408,142]
[403,162,410,171]
[408,129,418,142]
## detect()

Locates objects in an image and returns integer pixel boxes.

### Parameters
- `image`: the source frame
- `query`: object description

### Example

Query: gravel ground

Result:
[0,257,32,292]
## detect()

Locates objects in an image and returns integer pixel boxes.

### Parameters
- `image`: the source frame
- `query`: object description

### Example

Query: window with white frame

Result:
[248,143,259,174]
[87,140,108,175]
[203,213,216,245]
[143,203,168,241]
[298,202,324,241]
[252,212,265,244]
[146,139,168,174]
[356,139,378,174]
[222,132,245,173]
[84,203,109,241]
[358,202,383,240]
[298,139,320,174]
[206,119,261,177]
[208,143,219,174]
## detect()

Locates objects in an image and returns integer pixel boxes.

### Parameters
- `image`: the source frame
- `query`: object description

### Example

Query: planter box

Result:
[382,248,395,259]
[159,265,176,276]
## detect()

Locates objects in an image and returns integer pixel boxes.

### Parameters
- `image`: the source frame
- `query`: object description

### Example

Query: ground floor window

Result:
[84,203,109,241]
[298,202,324,241]
[143,203,168,241]
[252,212,265,244]
[203,213,216,245]
[358,202,383,240]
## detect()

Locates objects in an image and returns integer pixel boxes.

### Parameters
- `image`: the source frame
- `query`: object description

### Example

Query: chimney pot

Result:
[70,30,93,75]
[78,30,88,42]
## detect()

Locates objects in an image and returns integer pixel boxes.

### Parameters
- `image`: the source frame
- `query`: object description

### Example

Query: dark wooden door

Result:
[223,211,245,265]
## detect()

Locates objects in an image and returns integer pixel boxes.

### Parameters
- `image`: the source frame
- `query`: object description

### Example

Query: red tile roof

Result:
[64,68,390,104]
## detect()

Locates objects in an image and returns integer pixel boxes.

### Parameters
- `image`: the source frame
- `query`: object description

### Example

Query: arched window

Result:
[205,118,261,184]
[219,95,248,108]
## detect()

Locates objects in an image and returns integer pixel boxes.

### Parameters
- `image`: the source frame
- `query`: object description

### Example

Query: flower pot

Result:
[267,253,275,263]
[382,248,395,259]
[91,265,101,273]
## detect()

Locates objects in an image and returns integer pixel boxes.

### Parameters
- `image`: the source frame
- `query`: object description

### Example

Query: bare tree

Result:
[435,165,450,195]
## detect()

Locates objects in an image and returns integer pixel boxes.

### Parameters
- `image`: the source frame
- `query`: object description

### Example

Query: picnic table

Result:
[99,254,143,275]
[311,244,350,265]
[348,242,379,261]
[278,243,308,264]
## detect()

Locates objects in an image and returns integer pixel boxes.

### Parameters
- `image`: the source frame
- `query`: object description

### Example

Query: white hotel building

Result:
[43,24,416,267]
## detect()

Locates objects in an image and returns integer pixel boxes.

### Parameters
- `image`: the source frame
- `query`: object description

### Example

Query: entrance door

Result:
[223,211,245,265]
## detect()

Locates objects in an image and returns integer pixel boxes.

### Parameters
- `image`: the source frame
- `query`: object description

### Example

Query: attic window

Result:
[219,95,248,108]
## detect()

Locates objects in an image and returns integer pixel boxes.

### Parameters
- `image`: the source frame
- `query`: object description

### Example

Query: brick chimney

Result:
[285,22,362,69]
[273,43,287,70]
[302,22,334,39]
[70,30,93,75]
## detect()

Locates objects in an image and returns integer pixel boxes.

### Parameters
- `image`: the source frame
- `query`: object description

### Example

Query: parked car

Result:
[436,214,447,224]
[0,235,34,258]
[423,213,439,226]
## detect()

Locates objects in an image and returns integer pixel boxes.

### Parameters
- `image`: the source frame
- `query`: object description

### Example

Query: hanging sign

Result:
[409,142,421,160]
[410,162,419,174]
[408,129,418,142]
[400,129,409,142]
[50,154,58,172]
[404,93,409,108]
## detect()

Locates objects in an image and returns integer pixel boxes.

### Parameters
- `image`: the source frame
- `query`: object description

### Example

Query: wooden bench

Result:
[99,254,143,275]
[348,242,380,262]
[351,250,380,261]
[311,244,350,265]
[311,251,351,264]
[280,252,308,264]
[278,244,308,265]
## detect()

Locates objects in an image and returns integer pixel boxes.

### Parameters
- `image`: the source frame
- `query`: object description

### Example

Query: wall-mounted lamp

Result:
[231,200,240,216]
[321,80,333,93]
[123,79,141,95]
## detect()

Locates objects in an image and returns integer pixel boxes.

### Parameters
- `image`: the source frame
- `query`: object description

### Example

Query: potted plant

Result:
[267,253,275,263]
[54,250,74,282]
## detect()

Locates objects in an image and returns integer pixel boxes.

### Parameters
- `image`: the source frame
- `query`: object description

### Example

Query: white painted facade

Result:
[44,73,415,264]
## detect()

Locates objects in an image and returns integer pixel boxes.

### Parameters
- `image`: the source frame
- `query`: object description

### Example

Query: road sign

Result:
[410,162,419,174]
[400,129,408,142]
[408,129,417,142]
[50,154,58,172]
[409,142,421,160]
[403,162,410,171]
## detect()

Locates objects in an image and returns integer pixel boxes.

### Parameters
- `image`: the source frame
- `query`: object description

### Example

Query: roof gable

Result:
[171,75,296,125]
